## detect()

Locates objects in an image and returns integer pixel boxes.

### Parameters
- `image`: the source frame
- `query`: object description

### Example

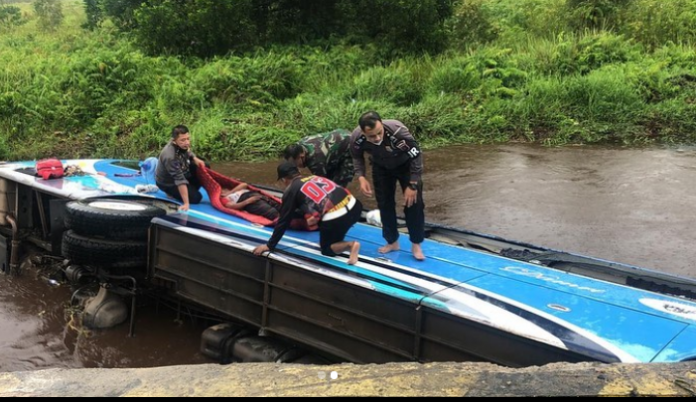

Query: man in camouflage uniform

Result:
[283,129,354,187]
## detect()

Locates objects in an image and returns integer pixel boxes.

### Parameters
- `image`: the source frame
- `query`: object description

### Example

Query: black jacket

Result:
[350,120,423,182]
[267,175,351,250]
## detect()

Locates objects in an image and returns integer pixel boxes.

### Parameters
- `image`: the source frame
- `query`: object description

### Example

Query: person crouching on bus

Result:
[253,161,362,265]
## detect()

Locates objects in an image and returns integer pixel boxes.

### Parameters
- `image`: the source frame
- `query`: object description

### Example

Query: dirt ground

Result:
[1,362,695,397]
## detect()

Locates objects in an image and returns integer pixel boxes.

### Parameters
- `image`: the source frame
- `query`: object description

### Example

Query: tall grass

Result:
[1,0,696,162]
[621,0,696,49]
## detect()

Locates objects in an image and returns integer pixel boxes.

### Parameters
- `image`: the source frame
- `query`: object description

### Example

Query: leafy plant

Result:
[134,0,257,57]
[566,0,634,31]
[82,0,102,29]
[0,4,24,30]
[449,0,499,48]
[34,0,64,32]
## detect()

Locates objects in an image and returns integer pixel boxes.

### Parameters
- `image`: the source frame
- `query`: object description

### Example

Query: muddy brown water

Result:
[1,144,695,372]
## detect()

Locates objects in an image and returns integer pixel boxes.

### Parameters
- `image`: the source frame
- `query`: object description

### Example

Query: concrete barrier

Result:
[1,362,695,397]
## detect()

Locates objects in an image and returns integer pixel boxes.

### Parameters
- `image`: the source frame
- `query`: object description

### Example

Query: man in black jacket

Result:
[155,125,206,211]
[253,162,363,265]
[350,111,426,261]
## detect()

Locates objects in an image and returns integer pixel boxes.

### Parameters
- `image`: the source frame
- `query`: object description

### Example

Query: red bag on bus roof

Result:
[36,158,64,180]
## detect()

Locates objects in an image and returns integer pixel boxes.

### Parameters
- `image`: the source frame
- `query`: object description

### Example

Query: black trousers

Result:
[319,199,363,256]
[238,191,280,220]
[373,163,425,245]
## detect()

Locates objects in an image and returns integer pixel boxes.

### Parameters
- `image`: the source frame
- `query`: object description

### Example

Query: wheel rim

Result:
[88,201,149,212]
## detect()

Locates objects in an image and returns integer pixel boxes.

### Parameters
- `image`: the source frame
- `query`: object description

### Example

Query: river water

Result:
[1,144,695,372]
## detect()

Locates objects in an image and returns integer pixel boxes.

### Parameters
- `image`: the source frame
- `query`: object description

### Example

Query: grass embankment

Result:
[1,0,695,161]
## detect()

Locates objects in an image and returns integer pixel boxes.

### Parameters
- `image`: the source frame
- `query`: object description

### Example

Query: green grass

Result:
[1,0,696,162]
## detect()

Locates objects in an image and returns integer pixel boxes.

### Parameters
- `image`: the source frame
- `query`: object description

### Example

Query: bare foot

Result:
[348,242,361,265]
[378,242,400,254]
[412,243,426,261]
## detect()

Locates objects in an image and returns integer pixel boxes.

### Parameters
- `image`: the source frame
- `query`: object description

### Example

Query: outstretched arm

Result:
[350,128,373,198]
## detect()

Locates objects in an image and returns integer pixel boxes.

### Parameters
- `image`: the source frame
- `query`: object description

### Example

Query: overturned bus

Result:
[1,159,696,366]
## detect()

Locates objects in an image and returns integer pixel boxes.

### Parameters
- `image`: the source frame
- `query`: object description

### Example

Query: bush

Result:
[55,48,165,125]
[0,4,24,30]
[566,0,634,31]
[189,51,306,107]
[85,0,453,57]
[82,0,102,29]
[449,0,499,47]
[573,33,643,74]
[461,47,528,100]
[404,93,469,142]
[273,93,386,138]
[34,0,64,32]
[643,98,696,140]
[89,0,142,30]
[257,0,345,44]
[191,108,300,161]
[352,64,425,107]
[544,32,643,75]
[340,0,454,56]
[453,0,567,46]
[621,0,696,50]
[134,0,258,57]
[429,58,482,95]
[0,134,8,160]
[259,0,455,55]
[562,66,645,131]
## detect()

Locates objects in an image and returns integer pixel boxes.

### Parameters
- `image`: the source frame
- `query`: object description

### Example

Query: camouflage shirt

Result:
[298,129,354,187]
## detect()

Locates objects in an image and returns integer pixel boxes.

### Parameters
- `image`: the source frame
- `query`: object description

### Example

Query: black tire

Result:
[62,230,147,269]
[65,199,166,240]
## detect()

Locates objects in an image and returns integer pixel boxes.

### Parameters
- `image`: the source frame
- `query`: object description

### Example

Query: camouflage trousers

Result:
[326,153,355,188]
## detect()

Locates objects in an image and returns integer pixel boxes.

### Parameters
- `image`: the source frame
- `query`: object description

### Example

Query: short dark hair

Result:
[359,111,382,131]
[277,161,301,180]
[171,125,190,139]
[283,143,304,160]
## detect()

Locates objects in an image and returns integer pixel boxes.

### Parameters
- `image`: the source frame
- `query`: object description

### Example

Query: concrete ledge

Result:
[1,362,695,397]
